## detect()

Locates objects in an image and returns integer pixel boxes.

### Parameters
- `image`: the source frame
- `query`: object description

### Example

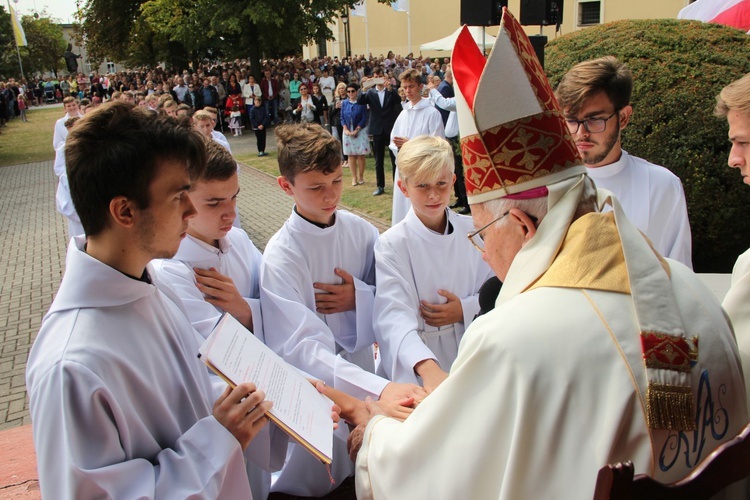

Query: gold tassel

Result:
[646,383,696,431]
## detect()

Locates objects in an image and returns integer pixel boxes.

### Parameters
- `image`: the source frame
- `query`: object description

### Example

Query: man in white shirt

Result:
[27,101,272,498]
[717,73,750,414]
[389,68,445,224]
[172,75,188,103]
[556,56,693,267]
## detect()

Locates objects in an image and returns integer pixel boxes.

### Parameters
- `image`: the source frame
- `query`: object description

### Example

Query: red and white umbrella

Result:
[678,0,750,32]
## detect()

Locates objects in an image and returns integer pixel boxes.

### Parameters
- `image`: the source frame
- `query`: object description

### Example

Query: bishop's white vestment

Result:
[356,184,746,500]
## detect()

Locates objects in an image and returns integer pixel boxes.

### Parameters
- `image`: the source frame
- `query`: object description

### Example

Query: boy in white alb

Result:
[389,68,445,225]
[374,136,493,392]
[53,116,85,237]
[151,141,286,500]
[260,123,426,497]
[27,102,273,498]
[52,96,82,149]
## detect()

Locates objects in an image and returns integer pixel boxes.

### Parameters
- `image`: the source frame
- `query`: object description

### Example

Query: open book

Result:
[199,314,333,464]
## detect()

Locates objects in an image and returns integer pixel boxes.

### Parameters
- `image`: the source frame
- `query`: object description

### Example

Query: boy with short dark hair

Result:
[27,101,271,498]
[260,123,425,497]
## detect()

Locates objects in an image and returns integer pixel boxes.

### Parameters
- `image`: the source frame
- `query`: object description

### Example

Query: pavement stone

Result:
[0,127,388,431]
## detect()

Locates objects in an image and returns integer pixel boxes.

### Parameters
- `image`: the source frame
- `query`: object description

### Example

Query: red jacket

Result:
[260,77,280,100]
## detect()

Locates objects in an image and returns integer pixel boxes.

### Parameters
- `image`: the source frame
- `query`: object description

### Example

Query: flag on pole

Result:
[391,0,409,12]
[678,0,750,32]
[8,4,27,46]
[351,0,366,17]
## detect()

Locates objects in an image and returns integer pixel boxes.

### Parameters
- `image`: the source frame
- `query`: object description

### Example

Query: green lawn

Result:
[0,106,60,167]
[235,152,398,223]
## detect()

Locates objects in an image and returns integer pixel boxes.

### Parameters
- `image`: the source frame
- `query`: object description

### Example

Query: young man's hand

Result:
[420,289,463,327]
[195,267,253,330]
[213,382,272,450]
[313,268,356,314]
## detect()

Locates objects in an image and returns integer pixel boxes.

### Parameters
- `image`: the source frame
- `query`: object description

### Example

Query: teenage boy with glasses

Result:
[556,56,693,267]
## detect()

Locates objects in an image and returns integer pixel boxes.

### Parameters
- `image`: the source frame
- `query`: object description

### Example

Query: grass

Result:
[235,151,397,223]
[0,106,60,167]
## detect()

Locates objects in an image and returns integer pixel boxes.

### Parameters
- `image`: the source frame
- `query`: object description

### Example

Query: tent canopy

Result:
[420,26,496,52]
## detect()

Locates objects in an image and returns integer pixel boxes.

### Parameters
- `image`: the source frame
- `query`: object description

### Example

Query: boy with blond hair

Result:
[260,123,425,497]
[373,135,492,392]
[717,72,750,413]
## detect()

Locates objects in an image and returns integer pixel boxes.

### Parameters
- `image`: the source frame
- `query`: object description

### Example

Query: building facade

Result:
[304,0,696,59]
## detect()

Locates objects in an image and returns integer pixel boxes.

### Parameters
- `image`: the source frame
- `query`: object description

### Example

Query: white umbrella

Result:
[420,26,496,52]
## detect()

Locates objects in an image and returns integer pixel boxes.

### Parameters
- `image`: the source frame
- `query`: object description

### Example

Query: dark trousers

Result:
[448,136,467,206]
[254,128,267,153]
[335,122,348,162]
[372,132,396,189]
[268,475,356,500]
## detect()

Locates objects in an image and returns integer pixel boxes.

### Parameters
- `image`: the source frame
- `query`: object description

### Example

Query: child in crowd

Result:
[18,94,27,122]
[249,96,269,157]
[373,135,493,392]
[203,106,231,152]
[260,123,425,497]
[229,101,243,136]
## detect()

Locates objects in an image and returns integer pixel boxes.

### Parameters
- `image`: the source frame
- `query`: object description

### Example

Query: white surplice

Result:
[52,115,69,150]
[389,98,445,225]
[26,236,255,499]
[152,227,264,341]
[722,247,750,414]
[260,209,387,496]
[586,150,692,267]
[53,143,84,237]
[373,208,493,384]
[356,181,746,499]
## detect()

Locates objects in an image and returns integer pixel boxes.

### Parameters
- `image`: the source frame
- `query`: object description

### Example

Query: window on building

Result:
[578,1,601,26]
[107,62,116,73]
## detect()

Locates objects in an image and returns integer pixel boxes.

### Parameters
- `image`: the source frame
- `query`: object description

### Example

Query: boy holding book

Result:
[373,135,493,393]
[26,102,271,498]
[260,123,425,497]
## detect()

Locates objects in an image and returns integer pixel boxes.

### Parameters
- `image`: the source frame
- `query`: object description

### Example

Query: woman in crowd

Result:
[310,82,329,127]
[329,82,348,167]
[340,82,369,186]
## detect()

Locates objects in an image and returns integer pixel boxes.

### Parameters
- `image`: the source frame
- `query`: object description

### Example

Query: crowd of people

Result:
[23,9,750,499]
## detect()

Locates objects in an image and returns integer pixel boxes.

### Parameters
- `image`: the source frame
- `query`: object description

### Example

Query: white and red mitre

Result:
[452,8,585,204]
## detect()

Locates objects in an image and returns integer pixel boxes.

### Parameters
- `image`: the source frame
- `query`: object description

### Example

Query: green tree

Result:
[545,19,750,273]
[80,0,367,73]
[19,14,68,77]
[0,6,18,79]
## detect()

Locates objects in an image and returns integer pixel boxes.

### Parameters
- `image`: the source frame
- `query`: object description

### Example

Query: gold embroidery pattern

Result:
[646,382,696,431]
[641,331,699,373]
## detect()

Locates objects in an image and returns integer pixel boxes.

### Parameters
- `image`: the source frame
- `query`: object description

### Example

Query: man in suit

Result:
[358,68,401,196]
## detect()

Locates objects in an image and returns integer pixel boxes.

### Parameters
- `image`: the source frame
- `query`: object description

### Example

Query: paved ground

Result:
[0,129,387,496]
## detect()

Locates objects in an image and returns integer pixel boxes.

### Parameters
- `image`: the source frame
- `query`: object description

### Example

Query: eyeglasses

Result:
[347,89,357,93]
[565,111,618,134]
[467,210,538,252]
[467,211,509,252]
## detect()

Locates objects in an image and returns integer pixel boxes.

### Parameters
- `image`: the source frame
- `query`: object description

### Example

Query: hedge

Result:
[545,19,750,272]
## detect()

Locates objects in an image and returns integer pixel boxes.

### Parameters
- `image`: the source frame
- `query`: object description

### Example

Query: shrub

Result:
[545,19,750,272]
